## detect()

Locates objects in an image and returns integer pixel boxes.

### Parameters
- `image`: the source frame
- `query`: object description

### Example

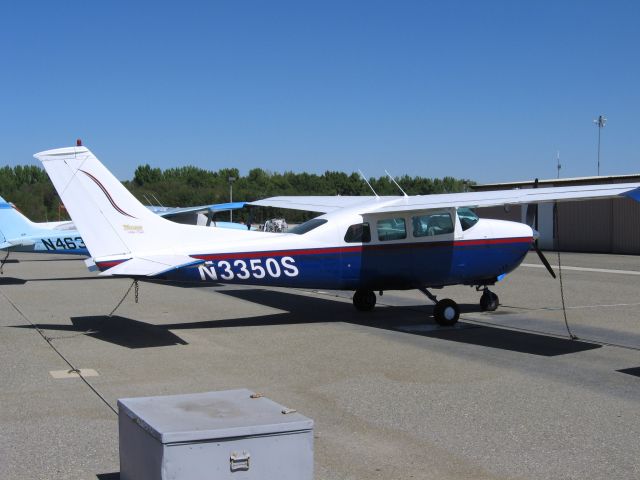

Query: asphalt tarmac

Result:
[1,251,639,479]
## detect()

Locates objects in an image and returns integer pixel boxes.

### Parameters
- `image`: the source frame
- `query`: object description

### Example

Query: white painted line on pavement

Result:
[521,263,640,276]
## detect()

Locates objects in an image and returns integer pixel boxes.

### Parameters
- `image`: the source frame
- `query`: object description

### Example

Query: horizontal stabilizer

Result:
[8,238,36,247]
[99,255,204,277]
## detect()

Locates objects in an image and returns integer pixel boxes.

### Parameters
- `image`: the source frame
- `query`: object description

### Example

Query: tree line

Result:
[1,164,474,223]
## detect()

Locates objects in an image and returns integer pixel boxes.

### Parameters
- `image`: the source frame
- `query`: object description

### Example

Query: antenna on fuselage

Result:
[358,169,379,198]
[385,170,408,197]
[150,193,165,207]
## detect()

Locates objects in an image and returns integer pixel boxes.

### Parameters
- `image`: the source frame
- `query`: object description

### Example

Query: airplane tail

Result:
[0,195,42,245]
[35,146,231,263]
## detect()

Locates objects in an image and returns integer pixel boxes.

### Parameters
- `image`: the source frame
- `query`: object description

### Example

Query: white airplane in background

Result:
[36,145,640,326]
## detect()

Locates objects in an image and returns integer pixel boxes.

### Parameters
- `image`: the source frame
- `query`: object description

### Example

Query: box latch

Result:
[230,451,250,472]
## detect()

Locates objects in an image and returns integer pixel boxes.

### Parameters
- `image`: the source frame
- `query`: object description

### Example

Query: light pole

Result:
[593,115,606,176]
[228,176,236,222]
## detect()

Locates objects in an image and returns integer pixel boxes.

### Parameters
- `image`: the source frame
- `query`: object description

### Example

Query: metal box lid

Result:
[117,389,313,444]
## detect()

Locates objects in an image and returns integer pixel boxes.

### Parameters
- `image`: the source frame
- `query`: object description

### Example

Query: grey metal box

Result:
[118,389,314,480]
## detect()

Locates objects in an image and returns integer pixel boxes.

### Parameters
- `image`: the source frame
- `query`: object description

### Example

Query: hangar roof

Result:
[472,173,640,191]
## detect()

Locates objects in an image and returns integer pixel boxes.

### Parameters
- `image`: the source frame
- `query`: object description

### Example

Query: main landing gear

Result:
[351,286,499,326]
[418,288,460,326]
[353,289,377,311]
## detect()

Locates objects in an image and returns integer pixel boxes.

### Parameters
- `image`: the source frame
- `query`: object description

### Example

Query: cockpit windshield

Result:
[289,218,328,235]
[457,207,479,230]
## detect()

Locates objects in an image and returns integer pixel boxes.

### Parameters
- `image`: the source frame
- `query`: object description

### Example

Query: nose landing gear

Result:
[480,288,499,312]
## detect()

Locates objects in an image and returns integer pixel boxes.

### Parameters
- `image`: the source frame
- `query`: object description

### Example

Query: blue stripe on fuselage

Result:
[158,238,532,289]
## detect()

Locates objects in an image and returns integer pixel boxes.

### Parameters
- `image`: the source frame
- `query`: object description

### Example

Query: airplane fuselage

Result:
[7,233,89,255]
[95,208,533,290]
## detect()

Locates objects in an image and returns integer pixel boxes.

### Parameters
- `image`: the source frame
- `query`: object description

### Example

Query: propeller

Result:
[525,193,556,278]
[531,230,556,279]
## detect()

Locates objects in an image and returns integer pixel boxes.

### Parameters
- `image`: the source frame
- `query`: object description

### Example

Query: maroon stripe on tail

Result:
[79,169,137,219]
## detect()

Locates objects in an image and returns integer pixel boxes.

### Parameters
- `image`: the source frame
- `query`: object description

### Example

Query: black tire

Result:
[480,291,499,312]
[353,289,376,312]
[433,298,460,326]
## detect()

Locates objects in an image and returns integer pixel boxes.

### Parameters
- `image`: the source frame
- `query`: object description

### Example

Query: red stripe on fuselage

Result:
[192,236,532,261]
[454,236,533,246]
[97,237,532,271]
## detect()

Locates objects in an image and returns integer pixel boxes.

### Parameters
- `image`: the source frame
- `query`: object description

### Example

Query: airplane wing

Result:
[249,184,640,214]
[249,196,378,213]
[360,183,640,214]
[98,255,204,277]
[150,202,247,219]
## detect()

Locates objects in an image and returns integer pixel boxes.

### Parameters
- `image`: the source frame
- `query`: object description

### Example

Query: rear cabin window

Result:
[289,218,328,235]
[377,218,406,241]
[344,223,371,243]
[457,207,479,231]
[412,212,454,237]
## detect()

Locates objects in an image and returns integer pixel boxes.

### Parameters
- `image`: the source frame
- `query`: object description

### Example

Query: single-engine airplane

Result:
[36,145,640,326]
[0,194,248,257]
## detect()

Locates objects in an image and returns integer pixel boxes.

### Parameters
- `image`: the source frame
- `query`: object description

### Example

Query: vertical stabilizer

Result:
[35,146,232,260]
[0,195,40,242]
[36,146,185,259]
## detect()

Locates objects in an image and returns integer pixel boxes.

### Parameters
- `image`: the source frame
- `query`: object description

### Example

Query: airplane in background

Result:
[0,194,248,257]
[0,195,85,255]
[36,145,640,326]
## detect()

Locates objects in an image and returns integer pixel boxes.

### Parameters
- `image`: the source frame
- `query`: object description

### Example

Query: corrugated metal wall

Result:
[611,198,640,254]
[478,198,640,254]
[557,200,612,252]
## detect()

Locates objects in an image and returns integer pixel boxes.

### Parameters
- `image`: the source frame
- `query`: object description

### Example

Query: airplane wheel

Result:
[480,291,499,312]
[433,299,460,326]
[353,289,376,311]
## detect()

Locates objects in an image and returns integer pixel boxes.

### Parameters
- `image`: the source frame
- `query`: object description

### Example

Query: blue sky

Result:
[1,1,638,183]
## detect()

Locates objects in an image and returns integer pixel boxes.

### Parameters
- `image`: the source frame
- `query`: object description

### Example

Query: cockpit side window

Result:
[457,207,479,231]
[344,223,371,243]
[412,212,453,237]
[377,217,406,241]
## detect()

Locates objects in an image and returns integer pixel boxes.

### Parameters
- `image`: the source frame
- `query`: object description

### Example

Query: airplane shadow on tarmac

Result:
[0,277,27,285]
[12,288,600,356]
[12,316,188,349]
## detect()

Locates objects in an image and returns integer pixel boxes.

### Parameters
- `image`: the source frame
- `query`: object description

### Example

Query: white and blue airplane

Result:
[0,195,86,255]
[0,194,248,257]
[36,145,640,326]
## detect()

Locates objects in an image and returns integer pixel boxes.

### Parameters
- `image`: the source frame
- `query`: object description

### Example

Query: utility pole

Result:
[228,176,236,222]
[593,115,606,176]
